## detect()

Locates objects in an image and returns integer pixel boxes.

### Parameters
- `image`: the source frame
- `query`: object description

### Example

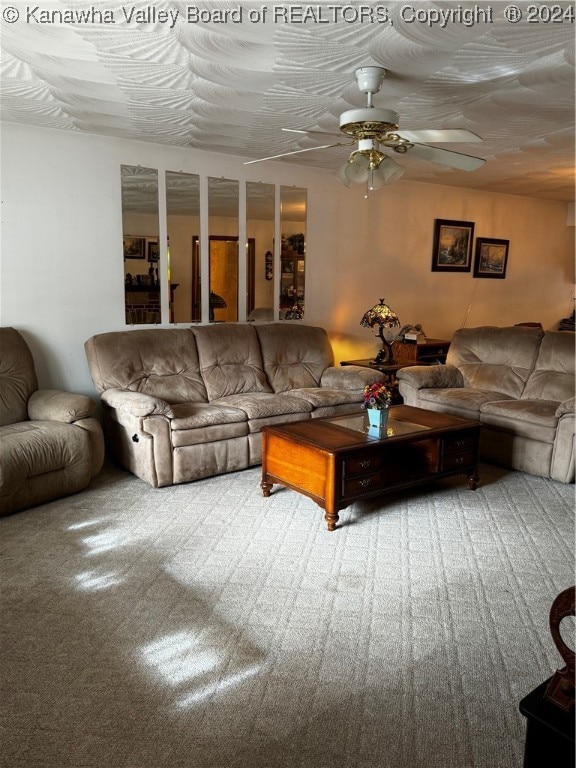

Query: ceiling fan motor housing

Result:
[339,107,399,139]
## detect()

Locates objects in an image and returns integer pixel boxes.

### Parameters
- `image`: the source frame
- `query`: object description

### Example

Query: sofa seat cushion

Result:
[419,387,514,416]
[479,399,560,442]
[169,402,249,447]
[211,392,312,421]
[288,387,363,408]
[171,422,249,448]
[0,421,92,499]
[169,402,247,430]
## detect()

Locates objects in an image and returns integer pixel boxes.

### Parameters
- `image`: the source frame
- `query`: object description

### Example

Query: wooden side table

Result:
[392,338,451,364]
[519,678,575,767]
[519,586,575,767]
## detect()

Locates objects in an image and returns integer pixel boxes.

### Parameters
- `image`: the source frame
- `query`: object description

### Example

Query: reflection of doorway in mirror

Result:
[209,236,238,322]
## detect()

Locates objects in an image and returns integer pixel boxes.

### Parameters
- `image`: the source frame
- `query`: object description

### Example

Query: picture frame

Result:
[473,237,509,279]
[123,236,145,259]
[431,219,475,272]
[147,241,159,263]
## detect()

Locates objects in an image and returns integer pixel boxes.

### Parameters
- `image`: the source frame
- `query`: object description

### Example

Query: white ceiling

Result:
[1,0,574,201]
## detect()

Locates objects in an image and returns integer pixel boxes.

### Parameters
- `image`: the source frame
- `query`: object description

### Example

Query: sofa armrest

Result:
[396,364,464,390]
[321,365,385,391]
[28,389,96,423]
[556,397,575,417]
[101,388,174,418]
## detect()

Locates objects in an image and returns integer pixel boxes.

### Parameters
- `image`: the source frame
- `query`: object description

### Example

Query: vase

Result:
[367,407,389,436]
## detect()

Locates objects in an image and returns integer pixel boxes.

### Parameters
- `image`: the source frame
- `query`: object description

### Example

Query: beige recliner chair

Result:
[0,327,105,515]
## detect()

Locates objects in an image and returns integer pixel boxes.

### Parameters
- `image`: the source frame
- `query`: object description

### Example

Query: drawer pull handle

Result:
[359,479,372,487]
[455,457,464,464]
[359,460,371,469]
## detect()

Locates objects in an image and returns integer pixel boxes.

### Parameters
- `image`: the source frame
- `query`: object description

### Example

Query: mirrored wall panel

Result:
[166,171,200,323]
[121,165,160,324]
[246,182,275,321]
[208,177,239,322]
[280,186,307,320]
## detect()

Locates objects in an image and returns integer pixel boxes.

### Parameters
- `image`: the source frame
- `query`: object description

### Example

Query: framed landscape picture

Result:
[431,219,475,272]
[123,236,145,259]
[473,238,509,279]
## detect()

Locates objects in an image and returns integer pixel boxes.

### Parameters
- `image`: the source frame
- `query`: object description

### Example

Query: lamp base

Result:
[373,341,394,366]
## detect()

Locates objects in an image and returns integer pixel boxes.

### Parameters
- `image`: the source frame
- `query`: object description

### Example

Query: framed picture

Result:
[431,219,475,272]
[473,238,509,279]
[123,236,145,259]
[147,241,160,263]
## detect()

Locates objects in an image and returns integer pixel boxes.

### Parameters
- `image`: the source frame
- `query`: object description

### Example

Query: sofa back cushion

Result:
[522,331,575,402]
[193,324,271,401]
[255,323,334,393]
[85,329,208,404]
[0,328,38,427]
[447,325,544,398]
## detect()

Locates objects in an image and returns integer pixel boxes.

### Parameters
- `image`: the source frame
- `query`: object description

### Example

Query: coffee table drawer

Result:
[343,471,385,496]
[443,434,476,455]
[441,450,475,472]
[343,453,383,477]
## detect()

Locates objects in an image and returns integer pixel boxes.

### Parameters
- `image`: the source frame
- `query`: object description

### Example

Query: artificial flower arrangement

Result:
[362,381,392,410]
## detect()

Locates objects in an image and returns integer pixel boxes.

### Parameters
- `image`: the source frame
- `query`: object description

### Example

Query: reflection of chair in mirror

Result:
[247,307,274,322]
[0,327,105,515]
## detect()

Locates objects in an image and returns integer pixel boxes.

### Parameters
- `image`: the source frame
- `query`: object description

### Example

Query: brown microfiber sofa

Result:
[85,323,382,488]
[0,327,105,515]
[396,325,575,483]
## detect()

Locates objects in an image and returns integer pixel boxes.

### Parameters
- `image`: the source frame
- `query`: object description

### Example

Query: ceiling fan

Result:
[245,66,485,190]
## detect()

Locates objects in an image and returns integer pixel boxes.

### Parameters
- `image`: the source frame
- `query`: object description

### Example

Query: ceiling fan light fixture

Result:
[337,153,370,185]
[368,156,405,190]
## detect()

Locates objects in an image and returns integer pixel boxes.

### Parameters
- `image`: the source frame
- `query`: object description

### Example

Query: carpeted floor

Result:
[1,460,574,768]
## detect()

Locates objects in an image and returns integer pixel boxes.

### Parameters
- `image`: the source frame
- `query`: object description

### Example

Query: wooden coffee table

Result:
[261,405,481,530]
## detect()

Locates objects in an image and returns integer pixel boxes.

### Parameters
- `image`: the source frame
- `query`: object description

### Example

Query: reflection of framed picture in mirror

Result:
[123,236,145,259]
[473,238,509,279]
[431,219,474,272]
[147,241,159,262]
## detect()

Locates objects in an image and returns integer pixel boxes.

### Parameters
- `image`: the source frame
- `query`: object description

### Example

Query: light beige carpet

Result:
[1,461,574,768]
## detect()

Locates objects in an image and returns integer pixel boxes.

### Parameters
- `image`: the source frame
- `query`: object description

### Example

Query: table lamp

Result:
[360,298,400,364]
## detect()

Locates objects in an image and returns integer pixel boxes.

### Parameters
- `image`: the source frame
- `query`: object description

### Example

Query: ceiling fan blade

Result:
[407,143,485,171]
[396,129,482,144]
[244,141,353,165]
[282,127,341,138]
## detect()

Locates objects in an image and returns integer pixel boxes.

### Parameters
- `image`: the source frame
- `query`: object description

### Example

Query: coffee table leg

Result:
[467,470,479,490]
[324,509,339,532]
[261,479,273,497]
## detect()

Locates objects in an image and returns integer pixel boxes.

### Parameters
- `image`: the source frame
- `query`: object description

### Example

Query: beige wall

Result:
[309,180,575,362]
[1,121,573,394]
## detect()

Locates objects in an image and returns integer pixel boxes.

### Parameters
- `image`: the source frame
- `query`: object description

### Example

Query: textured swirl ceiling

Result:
[1,0,574,201]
